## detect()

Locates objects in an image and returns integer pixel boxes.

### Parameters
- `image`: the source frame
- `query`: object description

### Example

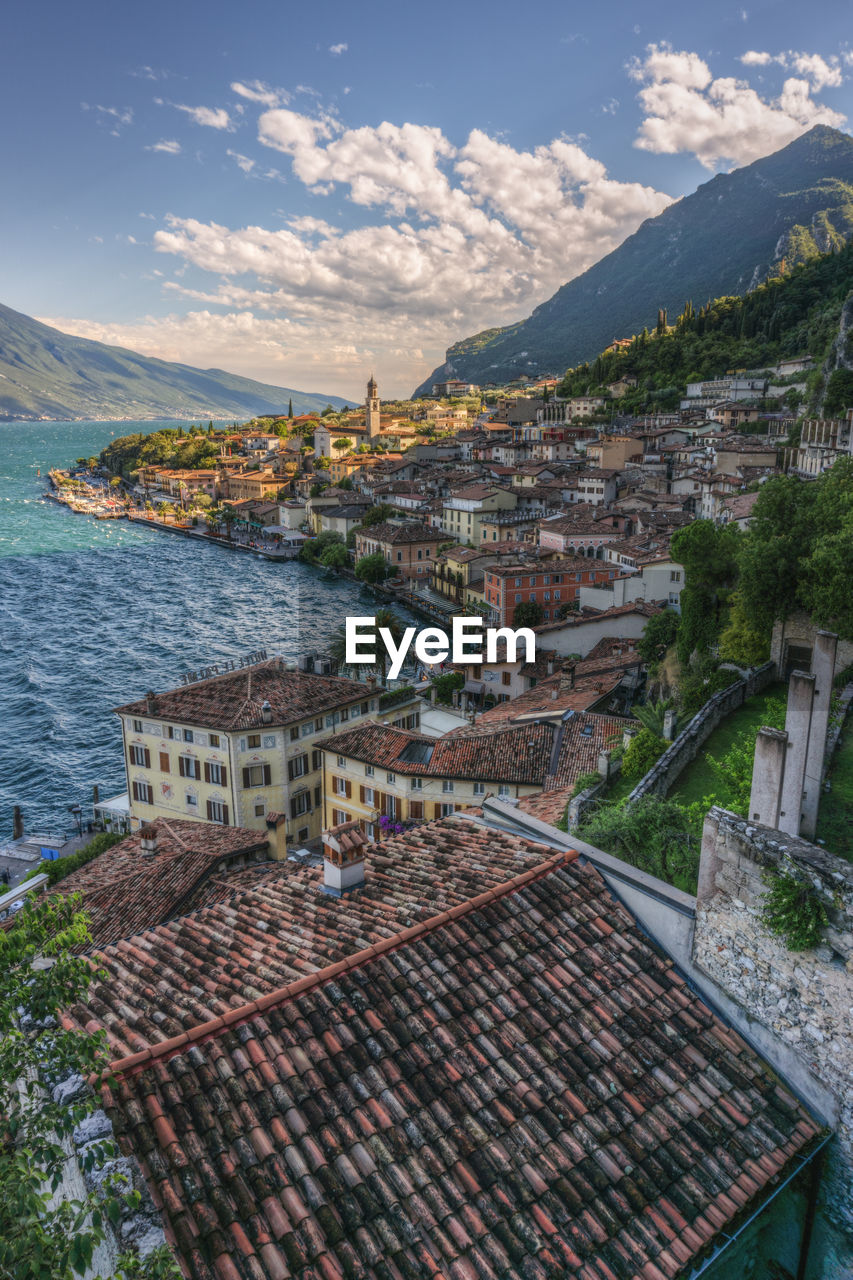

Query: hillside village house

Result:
[222,469,282,502]
[440,484,517,543]
[353,521,441,581]
[115,658,417,845]
[484,555,618,625]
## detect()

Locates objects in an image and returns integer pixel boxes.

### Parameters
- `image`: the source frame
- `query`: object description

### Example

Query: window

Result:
[337,755,346,768]
[290,726,300,742]
[473,782,485,796]
[167,726,175,740]
[410,777,422,790]
[440,802,455,818]
[386,771,395,785]
[361,702,369,715]
[204,762,227,786]
[242,763,272,788]
[365,764,374,777]
[179,756,201,780]
[514,577,521,587]
[290,792,311,818]
[288,755,308,781]
[362,785,375,806]
[409,800,424,821]
[301,721,313,737]
[312,749,323,771]
[543,575,550,586]
[159,751,170,773]
[501,672,511,687]
[332,808,350,826]
[183,729,194,743]
[186,793,198,809]
[206,799,229,825]
[315,718,323,732]
[209,733,220,748]
[442,780,454,793]
[514,593,522,604]
[132,719,143,733]
[132,781,153,805]
[129,745,150,767]
[247,733,261,749]
[498,784,511,797]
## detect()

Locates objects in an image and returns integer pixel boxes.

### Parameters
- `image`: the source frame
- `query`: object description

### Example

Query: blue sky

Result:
[3,0,853,397]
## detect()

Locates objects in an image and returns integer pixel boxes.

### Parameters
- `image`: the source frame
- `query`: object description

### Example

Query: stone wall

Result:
[694,807,853,1279]
[626,660,776,805]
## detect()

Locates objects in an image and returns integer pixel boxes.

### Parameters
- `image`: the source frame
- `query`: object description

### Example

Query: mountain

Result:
[415,125,853,394]
[0,304,349,421]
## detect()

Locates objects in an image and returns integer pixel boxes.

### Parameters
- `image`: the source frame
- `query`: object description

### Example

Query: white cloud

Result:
[230,80,289,108]
[173,103,232,130]
[82,103,134,136]
[146,139,182,154]
[226,149,255,173]
[129,107,671,390]
[329,43,348,56]
[631,42,846,168]
[739,49,842,90]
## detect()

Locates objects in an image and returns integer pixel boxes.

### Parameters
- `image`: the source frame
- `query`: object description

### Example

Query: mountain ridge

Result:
[0,303,349,421]
[414,125,853,394]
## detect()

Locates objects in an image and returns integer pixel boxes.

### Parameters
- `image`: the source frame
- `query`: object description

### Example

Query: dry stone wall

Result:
[694,807,853,1277]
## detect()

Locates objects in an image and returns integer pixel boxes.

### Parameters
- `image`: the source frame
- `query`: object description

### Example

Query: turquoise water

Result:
[0,421,401,834]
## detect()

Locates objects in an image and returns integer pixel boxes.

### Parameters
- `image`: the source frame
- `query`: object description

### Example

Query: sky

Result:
[3,0,853,400]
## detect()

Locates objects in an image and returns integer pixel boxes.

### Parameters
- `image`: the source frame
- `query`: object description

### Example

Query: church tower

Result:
[366,374,380,439]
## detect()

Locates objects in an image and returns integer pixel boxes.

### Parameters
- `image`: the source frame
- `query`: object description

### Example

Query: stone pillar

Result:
[777,670,815,836]
[748,728,788,828]
[801,630,838,839]
[663,708,677,741]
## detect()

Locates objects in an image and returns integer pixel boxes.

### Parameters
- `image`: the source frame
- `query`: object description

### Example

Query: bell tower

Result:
[366,374,380,439]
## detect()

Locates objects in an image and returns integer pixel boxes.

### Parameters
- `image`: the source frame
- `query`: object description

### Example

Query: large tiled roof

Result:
[473,675,625,725]
[355,522,438,544]
[115,659,371,731]
[63,817,550,1056]
[318,721,556,785]
[93,827,821,1280]
[58,819,270,948]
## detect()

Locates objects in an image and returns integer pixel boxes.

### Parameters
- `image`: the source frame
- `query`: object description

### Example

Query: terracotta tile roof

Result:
[64,817,551,1055]
[354,522,438,545]
[57,819,270,947]
[92,831,821,1280]
[115,659,372,731]
[473,675,625,724]
[318,721,556,785]
[534,599,663,634]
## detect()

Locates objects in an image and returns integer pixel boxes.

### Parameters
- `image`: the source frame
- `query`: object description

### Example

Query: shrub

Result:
[579,795,700,892]
[431,671,464,704]
[761,869,828,950]
[571,771,602,798]
[622,728,666,782]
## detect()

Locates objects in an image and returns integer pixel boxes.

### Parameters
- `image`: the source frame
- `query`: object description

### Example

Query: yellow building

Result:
[441,485,517,545]
[317,720,552,838]
[115,657,418,845]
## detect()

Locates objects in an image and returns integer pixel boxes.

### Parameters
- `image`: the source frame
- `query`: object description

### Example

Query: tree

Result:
[636,610,680,664]
[354,552,389,584]
[633,699,674,738]
[670,520,739,663]
[0,894,180,1280]
[220,507,238,541]
[320,542,349,572]
[360,504,394,528]
[288,398,293,418]
[513,600,543,627]
[332,438,353,453]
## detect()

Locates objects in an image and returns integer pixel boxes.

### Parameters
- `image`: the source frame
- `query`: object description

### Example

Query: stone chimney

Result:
[264,812,288,861]
[261,699,273,725]
[322,820,367,896]
[550,687,559,701]
[139,825,158,855]
[145,690,157,715]
[560,660,576,692]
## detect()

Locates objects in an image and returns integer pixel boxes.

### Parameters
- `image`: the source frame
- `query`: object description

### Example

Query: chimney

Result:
[550,687,559,701]
[261,699,273,725]
[546,658,555,675]
[145,690,157,715]
[367,675,377,691]
[560,660,576,692]
[322,821,367,896]
[139,824,158,855]
[264,812,288,861]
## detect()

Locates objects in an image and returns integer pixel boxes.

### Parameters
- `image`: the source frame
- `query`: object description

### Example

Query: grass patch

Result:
[816,715,853,862]
[667,684,786,812]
